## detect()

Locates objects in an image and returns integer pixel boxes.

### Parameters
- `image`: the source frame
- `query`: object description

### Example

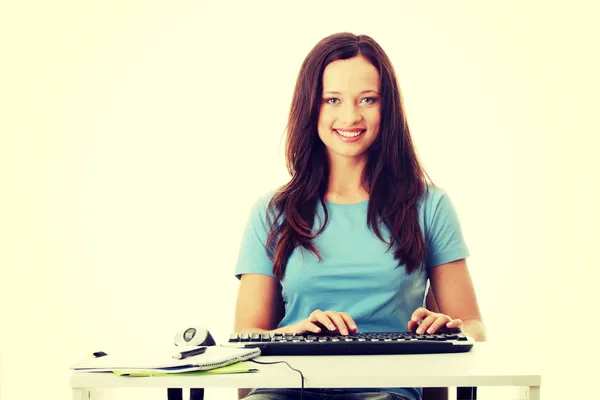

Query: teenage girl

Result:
[233,32,486,400]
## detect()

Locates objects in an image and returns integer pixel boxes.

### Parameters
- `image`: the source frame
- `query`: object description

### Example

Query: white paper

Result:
[71,345,260,372]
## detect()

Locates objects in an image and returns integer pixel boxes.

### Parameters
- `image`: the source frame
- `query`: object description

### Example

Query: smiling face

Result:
[317,55,381,161]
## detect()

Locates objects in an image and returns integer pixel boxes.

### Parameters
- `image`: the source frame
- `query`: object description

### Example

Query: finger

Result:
[416,313,439,334]
[300,320,322,334]
[411,307,431,323]
[445,319,463,330]
[338,312,358,333]
[308,309,322,322]
[326,311,350,335]
[407,320,419,332]
[311,310,336,331]
[308,309,329,326]
[425,314,452,334]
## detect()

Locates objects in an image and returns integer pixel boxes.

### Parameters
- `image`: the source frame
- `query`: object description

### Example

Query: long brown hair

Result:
[266,32,432,280]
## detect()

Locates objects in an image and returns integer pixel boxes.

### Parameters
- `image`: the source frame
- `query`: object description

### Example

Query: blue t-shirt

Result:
[234,185,469,400]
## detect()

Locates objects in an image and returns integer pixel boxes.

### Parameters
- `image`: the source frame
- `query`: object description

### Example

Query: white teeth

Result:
[335,130,364,138]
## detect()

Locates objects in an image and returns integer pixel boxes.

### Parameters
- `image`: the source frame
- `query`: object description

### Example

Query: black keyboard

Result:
[223,331,474,355]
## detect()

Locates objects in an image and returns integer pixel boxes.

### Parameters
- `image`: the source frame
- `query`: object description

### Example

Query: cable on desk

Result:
[247,359,472,400]
[248,359,305,400]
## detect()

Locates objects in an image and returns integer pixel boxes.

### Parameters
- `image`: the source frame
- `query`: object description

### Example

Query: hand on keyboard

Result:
[408,307,463,335]
[287,309,358,336]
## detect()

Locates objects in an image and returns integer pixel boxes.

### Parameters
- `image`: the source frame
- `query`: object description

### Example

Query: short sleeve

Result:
[425,189,470,269]
[234,194,276,279]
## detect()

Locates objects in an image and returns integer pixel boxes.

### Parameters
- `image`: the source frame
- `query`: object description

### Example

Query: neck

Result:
[325,154,369,203]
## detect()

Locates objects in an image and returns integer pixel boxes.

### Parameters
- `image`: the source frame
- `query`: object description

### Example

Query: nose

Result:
[340,103,362,125]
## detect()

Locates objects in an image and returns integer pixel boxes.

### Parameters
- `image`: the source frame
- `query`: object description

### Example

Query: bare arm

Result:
[429,259,487,341]
[235,273,284,400]
[234,273,285,333]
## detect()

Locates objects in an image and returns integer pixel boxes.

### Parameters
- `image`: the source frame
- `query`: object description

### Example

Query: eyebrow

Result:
[323,90,379,95]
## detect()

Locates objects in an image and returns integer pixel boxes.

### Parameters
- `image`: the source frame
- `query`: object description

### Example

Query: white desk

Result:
[71,342,542,399]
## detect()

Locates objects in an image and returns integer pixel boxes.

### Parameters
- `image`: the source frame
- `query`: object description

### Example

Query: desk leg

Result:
[528,386,540,400]
[167,388,204,400]
[72,388,90,400]
[190,388,205,400]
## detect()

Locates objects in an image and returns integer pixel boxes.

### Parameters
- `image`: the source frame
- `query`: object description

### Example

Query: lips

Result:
[333,129,366,143]
[334,129,366,137]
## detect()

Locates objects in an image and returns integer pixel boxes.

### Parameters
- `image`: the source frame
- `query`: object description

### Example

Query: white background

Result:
[1,1,598,399]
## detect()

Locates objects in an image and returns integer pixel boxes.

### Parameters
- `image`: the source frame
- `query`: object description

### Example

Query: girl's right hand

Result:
[286,309,358,335]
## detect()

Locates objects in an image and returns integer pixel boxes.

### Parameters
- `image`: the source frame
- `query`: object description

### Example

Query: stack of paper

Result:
[71,345,261,374]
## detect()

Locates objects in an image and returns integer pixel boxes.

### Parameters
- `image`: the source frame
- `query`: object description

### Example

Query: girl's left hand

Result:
[408,307,463,334]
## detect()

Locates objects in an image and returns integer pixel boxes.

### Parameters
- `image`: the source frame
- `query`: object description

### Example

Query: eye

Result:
[325,98,340,104]
[362,97,377,104]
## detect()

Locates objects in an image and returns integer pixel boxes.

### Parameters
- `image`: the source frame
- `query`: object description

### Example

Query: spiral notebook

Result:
[71,346,261,374]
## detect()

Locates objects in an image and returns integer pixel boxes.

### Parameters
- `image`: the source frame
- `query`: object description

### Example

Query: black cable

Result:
[247,359,469,400]
[248,359,304,400]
